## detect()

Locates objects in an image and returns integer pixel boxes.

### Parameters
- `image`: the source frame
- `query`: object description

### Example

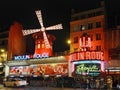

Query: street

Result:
[0,85,117,90]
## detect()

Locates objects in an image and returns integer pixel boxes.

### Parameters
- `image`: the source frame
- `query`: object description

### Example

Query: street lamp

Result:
[0,49,5,53]
[67,39,71,44]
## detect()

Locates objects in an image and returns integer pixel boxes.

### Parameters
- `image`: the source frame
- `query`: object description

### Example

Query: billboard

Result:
[73,60,104,76]
[9,63,68,76]
[9,66,29,76]
[30,63,68,76]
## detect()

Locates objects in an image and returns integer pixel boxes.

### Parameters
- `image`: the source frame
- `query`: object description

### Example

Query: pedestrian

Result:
[95,78,100,89]
[86,78,89,89]
[107,77,113,90]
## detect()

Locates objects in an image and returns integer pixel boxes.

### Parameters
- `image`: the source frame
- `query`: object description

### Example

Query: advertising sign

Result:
[30,63,68,76]
[73,60,102,76]
[9,66,29,76]
[9,63,68,76]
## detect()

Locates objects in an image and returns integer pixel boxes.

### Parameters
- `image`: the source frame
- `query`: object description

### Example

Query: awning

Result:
[106,60,120,69]
[5,56,67,66]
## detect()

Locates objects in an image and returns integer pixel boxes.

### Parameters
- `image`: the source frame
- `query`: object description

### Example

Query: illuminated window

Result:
[90,34,93,41]
[96,46,101,51]
[80,25,85,30]
[38,44,40,48]
[74,36,78,43]
[96,22,101,28]
[42,44,45,48]
[96,33,101,40]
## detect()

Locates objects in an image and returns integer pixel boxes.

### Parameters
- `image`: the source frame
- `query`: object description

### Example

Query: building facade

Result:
[70,1,120,79]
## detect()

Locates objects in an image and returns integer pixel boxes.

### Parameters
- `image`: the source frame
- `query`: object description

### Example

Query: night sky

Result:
[0,0,120,53]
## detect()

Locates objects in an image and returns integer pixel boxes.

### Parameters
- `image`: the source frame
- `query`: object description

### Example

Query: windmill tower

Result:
[22,10,63,56]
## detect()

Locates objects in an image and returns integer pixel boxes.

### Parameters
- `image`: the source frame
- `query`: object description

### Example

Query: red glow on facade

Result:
[79,36,91,49]
[70,51,104,61]
[32,32,55,56]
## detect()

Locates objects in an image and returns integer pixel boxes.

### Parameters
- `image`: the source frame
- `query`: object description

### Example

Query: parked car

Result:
[3,78,28,87]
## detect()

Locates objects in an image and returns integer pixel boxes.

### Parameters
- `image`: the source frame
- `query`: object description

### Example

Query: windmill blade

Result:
[22,29,40,36]
[35,10,44,28]
[46,24,63,30]
[43,31,51,48]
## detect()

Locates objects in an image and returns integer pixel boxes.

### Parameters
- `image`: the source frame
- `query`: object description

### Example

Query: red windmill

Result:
[22,10,63,56]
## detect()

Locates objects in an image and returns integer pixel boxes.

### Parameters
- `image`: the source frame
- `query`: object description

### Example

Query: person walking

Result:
[107,77,113,90]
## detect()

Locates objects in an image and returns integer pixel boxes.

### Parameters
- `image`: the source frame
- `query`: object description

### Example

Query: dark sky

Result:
[0,0,120,53]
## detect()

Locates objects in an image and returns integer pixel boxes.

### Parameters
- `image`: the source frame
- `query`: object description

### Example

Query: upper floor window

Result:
[90,34,93,41]
[96,33,101,40]
[38,44,40,48]
[74,48,78,52]
[96,22,101,28]
[74,36,78,43]
[96,46,101,51]
[88,23,93,29]
[73,25,78,32]
[80,25,85,31]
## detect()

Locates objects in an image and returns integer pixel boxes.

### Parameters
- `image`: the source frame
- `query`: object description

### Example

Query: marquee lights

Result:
[70,51,104,61]
[14,53,49,60]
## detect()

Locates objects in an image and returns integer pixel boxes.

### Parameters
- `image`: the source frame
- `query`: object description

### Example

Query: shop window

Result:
[96,46,101,51]
[96,22,101,28]
[96,33,101,40]
[74,36,78,43]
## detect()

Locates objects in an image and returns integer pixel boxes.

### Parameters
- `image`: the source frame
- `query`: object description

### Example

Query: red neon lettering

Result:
[96,52,100,59]
[83,37,85,47]
[79,52,84,60]
[91,51,95,59]
[86,52,91,59]
[88,37,91,48]
[79,38,82,48]
[101,52,104,60]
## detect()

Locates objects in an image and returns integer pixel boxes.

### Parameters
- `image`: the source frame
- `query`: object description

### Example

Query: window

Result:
[88,23,93,29]
[96,33,101,40]
[73,25,78,32]
[90,34,93,41]
[96,46,101,51]
[80,25,85,30]
[74,48,78,52]
[96,22,101,28]
[88,13,95,18]
[42,44,45,48]
[74,36,78,43]
[38,44,40,48]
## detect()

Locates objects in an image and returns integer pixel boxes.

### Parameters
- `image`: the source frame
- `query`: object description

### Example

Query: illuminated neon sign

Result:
[14,53,48,60]
[73,60,103,76]
[79,37,91,48]
[70,51,104,61]
[76,64,99,73]
[75,63,100,76]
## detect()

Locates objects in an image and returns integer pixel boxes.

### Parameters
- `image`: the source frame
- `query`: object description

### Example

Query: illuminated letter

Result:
[101,52,104,60]
[91,51,95,59]
[79,52,84,60]
[86,52,90,59]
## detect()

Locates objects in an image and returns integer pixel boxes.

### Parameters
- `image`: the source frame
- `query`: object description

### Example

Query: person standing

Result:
[96,78,100,89]
[107,77,113,90]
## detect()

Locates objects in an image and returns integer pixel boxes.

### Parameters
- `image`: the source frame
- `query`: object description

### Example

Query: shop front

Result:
[5,56,68,79]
